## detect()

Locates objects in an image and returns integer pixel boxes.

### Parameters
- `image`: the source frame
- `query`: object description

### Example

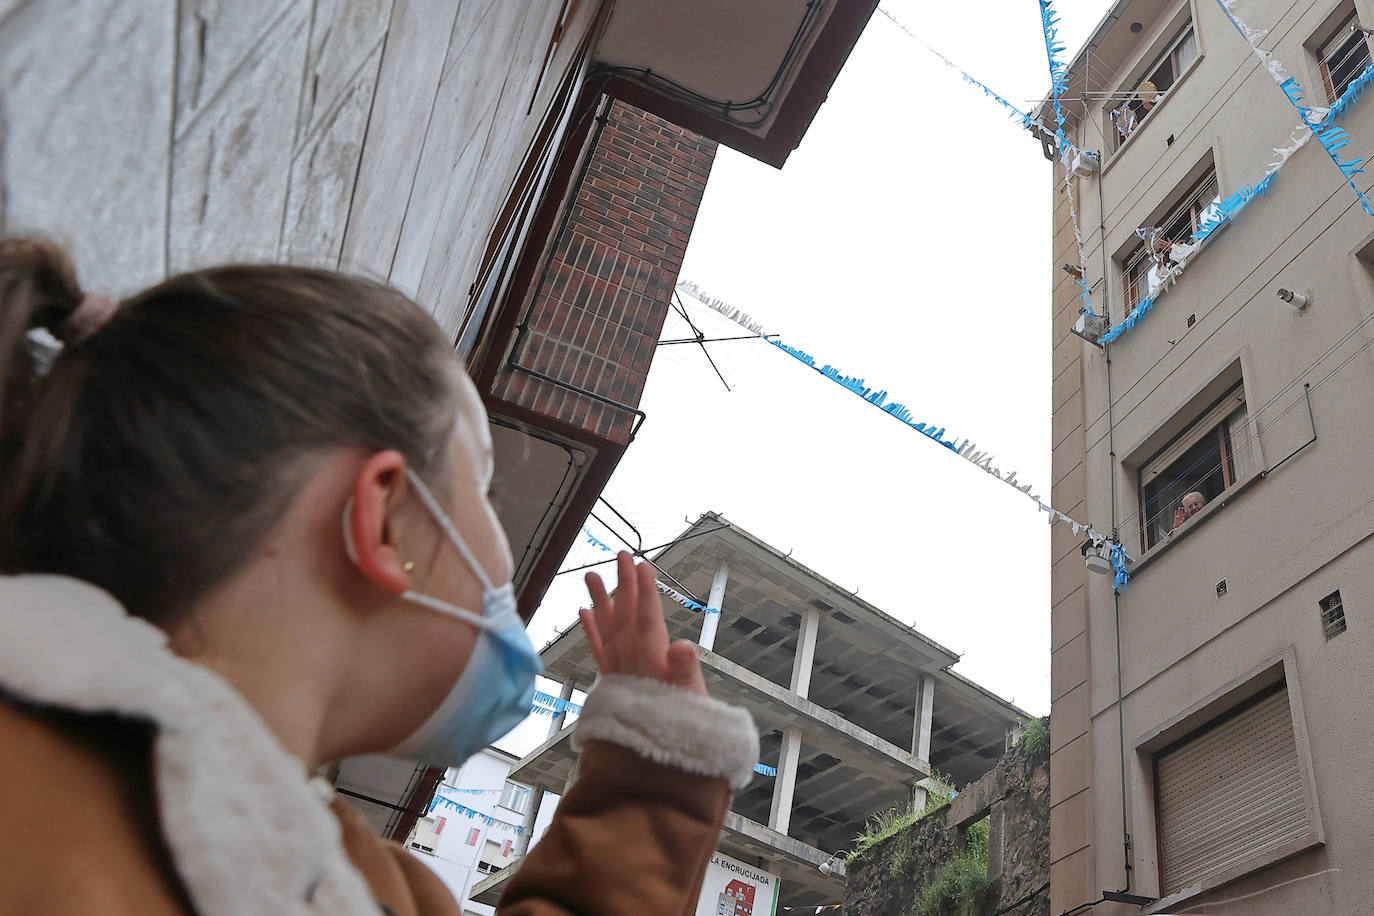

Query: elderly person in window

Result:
[1172,491,1206,531]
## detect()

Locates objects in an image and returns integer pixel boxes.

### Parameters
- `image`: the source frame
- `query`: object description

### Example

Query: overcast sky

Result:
[499,1,1115,755]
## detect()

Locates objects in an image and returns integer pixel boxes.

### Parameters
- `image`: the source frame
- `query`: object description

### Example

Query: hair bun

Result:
[0,237,84,333]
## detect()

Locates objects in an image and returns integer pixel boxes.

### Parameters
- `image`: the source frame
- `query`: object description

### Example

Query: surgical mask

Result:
[342,469,542,767]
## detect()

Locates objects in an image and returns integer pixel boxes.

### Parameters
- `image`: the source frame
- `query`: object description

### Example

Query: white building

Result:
[399,748,557,915]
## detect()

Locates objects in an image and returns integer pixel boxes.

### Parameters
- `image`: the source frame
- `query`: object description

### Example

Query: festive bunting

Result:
[1214,0,1374,215]
[580,528,723,613]
[534,691,583,715]
[670,282,1129,576]
[1097,122,1314,344]
[755,763,777,777]
[429,791,525,834]
[1038,0,1071,155]
[762,336,1120,552]
[875,7,1075,153]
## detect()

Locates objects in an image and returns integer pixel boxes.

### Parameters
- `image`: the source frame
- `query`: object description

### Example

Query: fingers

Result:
[667,640,709,697]
[579,607,606,672]
[613,552,639,674]
[584,571,619,672]
[635,561,670,681]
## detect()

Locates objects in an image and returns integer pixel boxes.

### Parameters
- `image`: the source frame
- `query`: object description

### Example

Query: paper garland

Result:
[579,527,722,613]
[1214,0,1374,216]
[671,282,1132,585]
[429,790,526,834]
[875,7,1076,154]
[1035,0,1096,318]
[534,691,583,715]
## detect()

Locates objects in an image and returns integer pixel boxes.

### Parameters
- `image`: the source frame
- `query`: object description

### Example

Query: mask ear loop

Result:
[403,469,494,592]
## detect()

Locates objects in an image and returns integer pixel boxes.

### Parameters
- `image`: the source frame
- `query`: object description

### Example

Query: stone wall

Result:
[844,732,1050,916]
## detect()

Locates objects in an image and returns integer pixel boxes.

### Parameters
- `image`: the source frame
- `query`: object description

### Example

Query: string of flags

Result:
[674,282,1132,586]
[1215,0,1374,216]
[579,527,722,613]
[875,7,1074,154]
[780,906,841,912]
[429,791,526,835]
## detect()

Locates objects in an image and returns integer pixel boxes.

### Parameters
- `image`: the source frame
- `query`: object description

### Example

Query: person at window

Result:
[0,238,760,916]
[1172,491,1207,531]
[1111,80,1161,142]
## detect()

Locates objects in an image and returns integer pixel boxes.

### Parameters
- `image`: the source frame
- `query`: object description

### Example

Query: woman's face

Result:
[358,370,515,755]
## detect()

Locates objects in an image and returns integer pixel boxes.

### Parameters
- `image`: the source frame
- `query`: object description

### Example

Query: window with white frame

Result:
[1138,382,1253,549]
[1109,22,1198,150]
[1317,10,1372,102]
[476,837,514,874]
[1122,166,1221,315]
[498,780,531,815]
[1154,683,1310,895]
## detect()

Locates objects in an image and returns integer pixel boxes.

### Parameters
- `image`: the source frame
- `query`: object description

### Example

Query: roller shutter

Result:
[1156,687,1308,894]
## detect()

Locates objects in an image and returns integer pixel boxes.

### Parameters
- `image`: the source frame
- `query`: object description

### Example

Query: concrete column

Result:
[515,790,543,856]
[698,562,729,651]
[788,605,821,698]
[910,674,935,811]
[548,679,576,735]
[768,726,803,834]
[911,673,935,760]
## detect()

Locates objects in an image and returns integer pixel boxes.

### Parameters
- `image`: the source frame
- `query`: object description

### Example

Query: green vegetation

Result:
[845,806,918,865]
[909,818,995,916]
[1017,716,1050,759]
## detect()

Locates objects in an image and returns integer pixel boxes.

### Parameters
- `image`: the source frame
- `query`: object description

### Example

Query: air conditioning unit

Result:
[1072,310,1107,345]
[1070,149,1098,178]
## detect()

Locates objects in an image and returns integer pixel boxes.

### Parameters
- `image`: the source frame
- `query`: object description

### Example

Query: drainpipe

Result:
[1097,149,1143,904]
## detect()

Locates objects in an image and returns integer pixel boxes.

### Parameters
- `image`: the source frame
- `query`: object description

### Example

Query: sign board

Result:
[695,850,780,916]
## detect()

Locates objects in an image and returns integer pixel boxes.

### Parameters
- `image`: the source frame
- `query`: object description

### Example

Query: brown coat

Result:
[0,699,733,915]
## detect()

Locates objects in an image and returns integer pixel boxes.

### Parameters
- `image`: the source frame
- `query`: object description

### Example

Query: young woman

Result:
[0,237,758,915]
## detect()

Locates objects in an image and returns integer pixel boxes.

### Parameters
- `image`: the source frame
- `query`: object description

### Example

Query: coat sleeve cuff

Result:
[571,674,760,791]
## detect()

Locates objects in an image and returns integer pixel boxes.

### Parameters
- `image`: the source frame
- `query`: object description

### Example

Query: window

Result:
[476,838,508,875]
[1319,590,1347,639]
[408,816,440,855]
[1317,12,1372,102]
[1138,383,1252,549]
[498,781,531,815]
[1110,23,1198,150]
[1155,683,1309,894]
[1123,168,1221,314]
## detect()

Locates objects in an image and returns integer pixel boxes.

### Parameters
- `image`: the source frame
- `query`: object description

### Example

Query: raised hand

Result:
[580,551,708,697]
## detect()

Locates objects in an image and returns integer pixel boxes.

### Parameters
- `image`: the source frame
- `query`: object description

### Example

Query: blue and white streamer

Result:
[763,336,1117,550]
[1038,0,1071,154]
[1215,0,1374,216]
[429,791,526,834]
[534,691,583,715]
[579,527,722,613]
[671,281,1126,573]
[1098,119,1316,344]
[876,7,1076,153]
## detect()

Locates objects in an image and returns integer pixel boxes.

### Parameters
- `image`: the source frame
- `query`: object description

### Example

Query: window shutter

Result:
[1156,688,1308,894]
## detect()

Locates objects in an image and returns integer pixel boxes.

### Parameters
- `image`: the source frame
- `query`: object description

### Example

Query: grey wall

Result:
[0,0,591,334]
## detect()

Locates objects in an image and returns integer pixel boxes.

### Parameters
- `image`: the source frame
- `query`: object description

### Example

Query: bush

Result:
[1017,717,1050,759]
[909,852,997,916]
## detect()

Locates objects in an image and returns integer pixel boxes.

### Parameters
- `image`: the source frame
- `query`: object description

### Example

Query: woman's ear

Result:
[345,450,411,595]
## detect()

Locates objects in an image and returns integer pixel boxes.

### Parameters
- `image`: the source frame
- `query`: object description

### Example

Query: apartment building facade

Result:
[1,0,880,841]
[1043,0,1374,913]
[466,515,1028,910]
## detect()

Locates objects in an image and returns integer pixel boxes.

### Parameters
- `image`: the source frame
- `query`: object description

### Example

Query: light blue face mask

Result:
[343,469,542,767]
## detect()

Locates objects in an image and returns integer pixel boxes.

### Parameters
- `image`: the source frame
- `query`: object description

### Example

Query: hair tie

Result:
[57,293,118,343]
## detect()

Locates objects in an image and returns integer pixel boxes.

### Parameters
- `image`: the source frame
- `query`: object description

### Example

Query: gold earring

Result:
[402,561,415,573]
